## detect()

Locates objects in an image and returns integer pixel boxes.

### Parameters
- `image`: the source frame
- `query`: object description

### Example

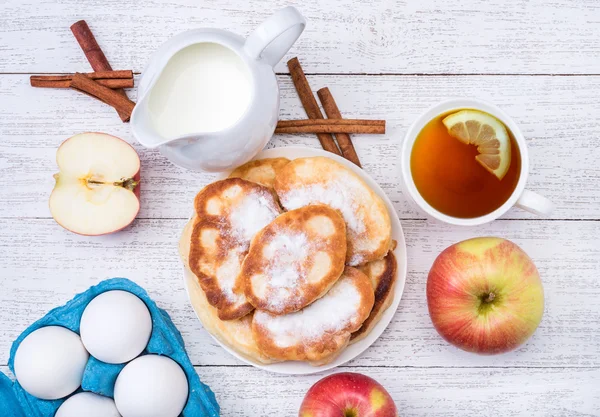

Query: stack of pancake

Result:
[179,156,398,366]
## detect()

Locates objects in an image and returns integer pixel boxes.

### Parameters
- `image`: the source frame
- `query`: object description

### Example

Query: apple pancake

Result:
[351,250,398,344]
[241,205,347,315]
[252,267,374,365]
[274,156,392,266]
[189,178,282,320]
[228,157,290,189]
[180,218,278,364]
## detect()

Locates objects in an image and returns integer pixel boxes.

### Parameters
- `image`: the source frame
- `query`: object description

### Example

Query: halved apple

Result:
[49,132,141,236]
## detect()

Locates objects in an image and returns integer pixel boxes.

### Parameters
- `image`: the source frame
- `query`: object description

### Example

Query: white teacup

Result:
[401,98,554,226]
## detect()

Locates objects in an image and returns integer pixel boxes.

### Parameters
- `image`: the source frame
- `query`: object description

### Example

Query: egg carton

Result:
[0,278,220,417]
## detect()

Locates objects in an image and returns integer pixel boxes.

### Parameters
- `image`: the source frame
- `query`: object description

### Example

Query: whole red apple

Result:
[299,372,397,417]
[427,237,544,354]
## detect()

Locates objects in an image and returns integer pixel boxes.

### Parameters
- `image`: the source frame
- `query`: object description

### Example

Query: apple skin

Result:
[299,372,398,417]
[427,237,544,355]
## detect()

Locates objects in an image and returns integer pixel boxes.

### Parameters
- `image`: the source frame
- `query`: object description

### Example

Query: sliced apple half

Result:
[49,133,141,236]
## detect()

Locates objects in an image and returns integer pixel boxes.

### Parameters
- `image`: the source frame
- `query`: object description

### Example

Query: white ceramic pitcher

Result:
[131,7,305,172]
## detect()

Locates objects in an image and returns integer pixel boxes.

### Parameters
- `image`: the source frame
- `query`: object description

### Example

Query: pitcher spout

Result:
[130,96,179,149]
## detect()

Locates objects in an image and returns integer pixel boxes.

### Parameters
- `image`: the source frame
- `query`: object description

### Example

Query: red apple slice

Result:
[49,132,141,236]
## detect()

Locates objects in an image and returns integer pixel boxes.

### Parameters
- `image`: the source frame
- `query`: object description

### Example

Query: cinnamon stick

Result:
[275,119,385,134]
[317,87,362,167]
[70,20,131,122]
[70,73,135,119]
[287,57,341,155]
[33,78,132,89]
[35,70,133,81]
[31,71,134,89]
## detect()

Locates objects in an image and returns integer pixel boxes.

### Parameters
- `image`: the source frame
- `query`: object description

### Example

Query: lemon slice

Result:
[442,110,512,180]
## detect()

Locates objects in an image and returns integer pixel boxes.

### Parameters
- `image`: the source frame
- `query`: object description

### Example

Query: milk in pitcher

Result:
[131,6,306,171]
[147,42,253,139]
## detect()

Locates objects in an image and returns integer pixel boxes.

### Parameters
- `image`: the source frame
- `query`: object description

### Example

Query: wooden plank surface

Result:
[1,74,599,219]
[0,0,599,74]
[1,218,598,368]
[2,365,598,416]
[1,0,599,415]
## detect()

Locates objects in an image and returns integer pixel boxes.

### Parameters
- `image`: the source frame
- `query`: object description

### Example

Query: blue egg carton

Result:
[0,278,220,417]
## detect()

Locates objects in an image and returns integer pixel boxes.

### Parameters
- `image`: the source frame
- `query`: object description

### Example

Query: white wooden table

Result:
[1,1,599,415]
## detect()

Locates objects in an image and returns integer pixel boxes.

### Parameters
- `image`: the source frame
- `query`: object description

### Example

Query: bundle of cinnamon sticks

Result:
[30,20,135,122]
[276,57,386,167]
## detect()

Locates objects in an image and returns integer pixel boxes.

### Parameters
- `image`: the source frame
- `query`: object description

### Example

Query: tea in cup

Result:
[401,98,553,225]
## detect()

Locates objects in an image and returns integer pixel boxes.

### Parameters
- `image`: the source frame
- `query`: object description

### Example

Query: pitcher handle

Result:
[516,189,554,216]
[244,6,306,67]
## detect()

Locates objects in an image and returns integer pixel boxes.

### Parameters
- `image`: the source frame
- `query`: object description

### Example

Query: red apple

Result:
[49,132,141,235]
[427,237,544,354]
[299,372,398,417]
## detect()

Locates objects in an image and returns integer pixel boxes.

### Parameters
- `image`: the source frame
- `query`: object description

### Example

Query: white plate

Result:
[182,146,407,375]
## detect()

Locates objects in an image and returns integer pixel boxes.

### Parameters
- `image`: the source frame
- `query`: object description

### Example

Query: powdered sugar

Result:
[229,192,280,242]
[264,233,309,267]
[203,186,280,305]
[259,231,312,311]
[254,275,362,347]
[279,170,376,265]
[215,251,245,303]
[281,171,366,234]
[213,191,279,303]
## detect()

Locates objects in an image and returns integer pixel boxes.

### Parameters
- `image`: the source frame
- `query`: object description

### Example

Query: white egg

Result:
[55,392,121,417]
[114,355,189,417]
[14,326,89,400]
[80,290,152,364]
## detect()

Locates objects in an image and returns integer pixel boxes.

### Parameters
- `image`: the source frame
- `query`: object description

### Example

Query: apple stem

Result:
[116,178,139,192]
